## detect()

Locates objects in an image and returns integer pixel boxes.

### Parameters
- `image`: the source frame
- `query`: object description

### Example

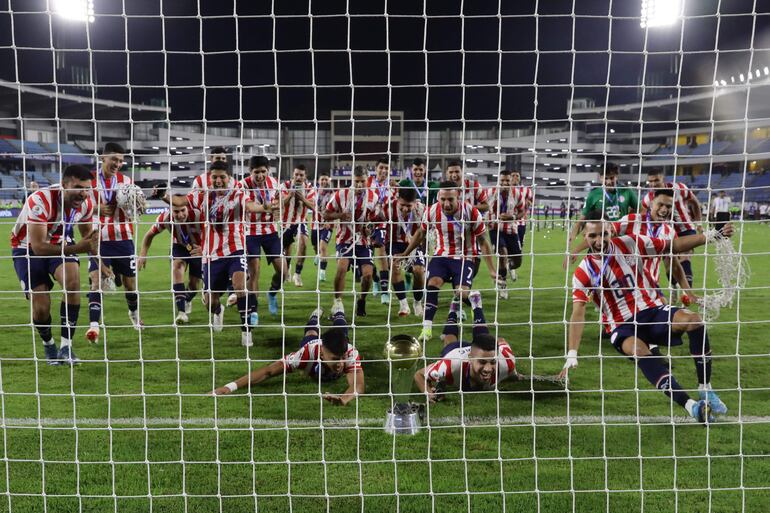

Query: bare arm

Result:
[479,235,497,279]
[324,369,365,406]
[211,360,285,395]
[29,223,93,256]
[137,229,159,270]
[559,301,587,379]
[670,223,733,254]
[688,197,703,223]
[475,200,489,213]
[414,366,438,403]
[665,256,694,297]
[400,227,426,256]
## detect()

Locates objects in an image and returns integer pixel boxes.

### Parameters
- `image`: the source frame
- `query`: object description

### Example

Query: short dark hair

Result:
[654,188,674,198]
[321,327,348,357]
[62,165,93,182]
[249,156,269,170]
[447,160,463,169]
[647,167,664,176]
[603,163,619,176]
[398,187,417,202]
[102,142,125,155]
[376,157,390,166]
[210,146,228,155]
[412,157,426,167]
[209,160,230,174]
[353,166,367,178]
[472,333,497,352]
[319,170,330,177]
[499,169,512,176]
[294,164,307,172]
[439,180,458,190]
[584,209,606,221]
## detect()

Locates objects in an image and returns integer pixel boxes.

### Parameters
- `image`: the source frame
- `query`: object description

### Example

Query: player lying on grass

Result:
[414,291,521,402]
[10,165,99,365]
[211,308,365,405]
[560,210,732,424]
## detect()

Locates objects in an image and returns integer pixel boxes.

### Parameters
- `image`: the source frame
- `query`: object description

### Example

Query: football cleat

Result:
[413,300,424,318]
[248,312,259,327]
[185,301,192,315]
[380,292,390,305]
[241,331,253,348]
[398,300,410,317]
[43,343,60,365]
[226,293,238,307]
[128,311,144,331]
[418,326,433,342]
[57,346,80,366]
[292,274,304,288]
[691,399,714,424]
[212,307,224,333]
[175,311,189,324]
[268,293,279,315]
[700,390,728,416]
[331,299,344,316]
[318,269,327,282]
[469,290,483,310]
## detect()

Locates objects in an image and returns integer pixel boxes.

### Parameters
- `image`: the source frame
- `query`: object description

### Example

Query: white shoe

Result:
[184,300,192,315]
[469,290,482,310]
[241,331,253,348]
[497,279,508,300]
[413,300,424,318]
[319,270,326,282]
[226,293,238,307]
[85,323,99,344]
[398,299,410,317]
[509,269,518,283]
[175,311,189,324]
[310,307,324,320]
[212,307,224,333]
[102,276,116,291]
[293,274,303,287]
[380,292,390,305]
[331,299,344,316]
[128,311,144,331]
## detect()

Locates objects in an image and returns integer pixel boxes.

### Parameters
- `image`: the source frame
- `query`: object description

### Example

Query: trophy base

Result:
[384,402,424,435]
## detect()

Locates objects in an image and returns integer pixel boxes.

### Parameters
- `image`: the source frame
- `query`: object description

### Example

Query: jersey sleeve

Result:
[425,358,459,385]
[640,192,652,211]
[283,344,313,373]
[344,346,362,374]
[79,198,95,224]
[626,189,639,211]
[615,234,668,256]
[470,208,486,236]
[25,192,50,223]
[581,190,598,217]
[149,211,169,236]
[571,264,593,303]
[421,204,433,232]
[326,191,342,213]
[475,182,489,204]
[496,341,517,379]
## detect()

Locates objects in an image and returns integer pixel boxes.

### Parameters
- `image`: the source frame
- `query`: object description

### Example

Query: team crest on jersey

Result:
[31,205,44,217]
[619,196,625,203]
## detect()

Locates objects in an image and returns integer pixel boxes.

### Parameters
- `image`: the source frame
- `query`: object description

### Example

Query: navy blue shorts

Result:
[391,242,425,270]
[311,228,332,248]
[13,248,79,293]
[172,243,203,279]
[427,257,474,288]
[299,335,342,382]
[336,243,373,271]
[610,306,684,353]
[246,233,282,263]
[203,251,246,294]
[517,225,526,245]
[440,340,470,357]
[372,228,387,247]
[497,232,522,256]
[282,224,308,249]
[88,240,136,278]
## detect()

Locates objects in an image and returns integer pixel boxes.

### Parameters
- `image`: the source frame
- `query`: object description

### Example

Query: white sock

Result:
[60,338,72,348]
[685,399,697,416]
[42,338,55,346]
[423,320,433,329]
[89,321,99,329]
[698,383,712,392]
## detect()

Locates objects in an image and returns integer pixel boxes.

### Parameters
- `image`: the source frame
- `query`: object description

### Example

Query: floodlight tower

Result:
[52,0,96,92]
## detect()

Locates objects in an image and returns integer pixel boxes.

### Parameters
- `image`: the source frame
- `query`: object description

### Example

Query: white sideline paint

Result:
[1,415,768,428]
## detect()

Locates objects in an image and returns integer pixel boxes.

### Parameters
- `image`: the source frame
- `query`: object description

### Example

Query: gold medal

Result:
[186,244,193,251]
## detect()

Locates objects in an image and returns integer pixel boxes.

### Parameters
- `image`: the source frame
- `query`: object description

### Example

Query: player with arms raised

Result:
[211,308,364,405]
[86,143,143,341]
[398,182,497,342]
[11,165,98,364]
[560,210,730,424]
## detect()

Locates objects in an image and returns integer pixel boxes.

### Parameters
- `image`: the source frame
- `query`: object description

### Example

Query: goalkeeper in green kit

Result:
[563,163,638,268]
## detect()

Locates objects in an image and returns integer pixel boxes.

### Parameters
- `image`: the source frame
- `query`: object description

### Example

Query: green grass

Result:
[0,216,769,513]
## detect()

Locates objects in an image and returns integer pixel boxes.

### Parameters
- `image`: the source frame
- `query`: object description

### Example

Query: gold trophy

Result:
[383,335,424,435]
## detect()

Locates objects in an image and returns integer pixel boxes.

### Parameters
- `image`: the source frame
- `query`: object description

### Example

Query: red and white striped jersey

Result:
[148,206,206,247]
[239,174,280,236]
[11,186,94,250]
[422,202,486,258]
[612,213,676,285]
[91,170,134,241]
[325,189,380,246]
[280,180,316,225]
[283,339,361,377]
[488,186,527,235]
[191,172,209,192]
[312,187,335,230]
[459,178,488,208]
[187,189,248,262]
[367,175,393,204]
[513,185,533,227]
[383,198,425,244]
[425,340,517,389]
[641,182,698,234]
[572,234,669,332]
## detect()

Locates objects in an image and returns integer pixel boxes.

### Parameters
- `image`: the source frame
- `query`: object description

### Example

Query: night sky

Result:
[1,0,769,126]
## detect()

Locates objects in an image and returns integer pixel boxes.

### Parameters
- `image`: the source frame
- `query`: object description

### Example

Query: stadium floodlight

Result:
[640,0,682,28]
[740,73,745,82]
[720,80,727,86]
[53,0,95,23]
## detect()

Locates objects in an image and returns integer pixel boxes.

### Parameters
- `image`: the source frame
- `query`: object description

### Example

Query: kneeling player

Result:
[414,291,519,402]
[211,308,365,405]
[560,211,731,424]
[10,165,98,364]
[138,195,205,324]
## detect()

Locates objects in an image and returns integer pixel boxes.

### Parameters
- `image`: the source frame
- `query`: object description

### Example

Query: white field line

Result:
[1,414,769,428]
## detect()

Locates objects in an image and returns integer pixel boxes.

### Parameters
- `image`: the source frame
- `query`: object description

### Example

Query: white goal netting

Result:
[0,1,768,512]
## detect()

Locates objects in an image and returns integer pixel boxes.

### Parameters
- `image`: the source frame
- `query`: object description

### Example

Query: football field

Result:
[0,216,768,513]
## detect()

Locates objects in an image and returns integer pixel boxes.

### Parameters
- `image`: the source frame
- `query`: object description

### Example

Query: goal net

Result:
[0,1,767,512]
